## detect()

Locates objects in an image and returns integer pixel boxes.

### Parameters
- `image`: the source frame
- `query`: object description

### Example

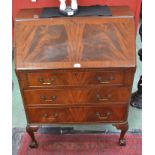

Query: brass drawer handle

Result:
[99,81,110,84]
[38,77,55,85]
[96,112,111,120]
[96,76,114,84]
[43,113,59,120]
[98,98,109,101]
[42,82,52,85]
[96,94,112,102]
[40,95,57,102]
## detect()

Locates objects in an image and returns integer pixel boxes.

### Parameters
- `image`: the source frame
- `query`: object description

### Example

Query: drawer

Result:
[23,87,130,106]
[26,105,128,124]
[26,70,124,87]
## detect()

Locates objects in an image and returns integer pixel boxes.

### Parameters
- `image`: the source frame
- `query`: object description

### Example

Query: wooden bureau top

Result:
[14,6,136,70]
[15,6,134,20]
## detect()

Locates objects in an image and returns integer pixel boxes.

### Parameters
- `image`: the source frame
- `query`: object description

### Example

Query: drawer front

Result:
[26,105,128,124]
[26,71,124,87]
[24,87,130,106]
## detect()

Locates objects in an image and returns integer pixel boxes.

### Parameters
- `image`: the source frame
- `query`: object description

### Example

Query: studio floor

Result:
[12,25,142,155]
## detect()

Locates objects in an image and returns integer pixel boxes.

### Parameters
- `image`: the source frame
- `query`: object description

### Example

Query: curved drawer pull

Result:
[40,95,57,102]
[98,98,109,101]
[96,94,112,102]
[96,112,111,120]
[38,77,55,85]
[43,113,59,120]
[96,76,114,84]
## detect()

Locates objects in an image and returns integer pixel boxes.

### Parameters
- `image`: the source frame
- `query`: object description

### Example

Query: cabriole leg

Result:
[113,122,129,146]
[26,125,39,148]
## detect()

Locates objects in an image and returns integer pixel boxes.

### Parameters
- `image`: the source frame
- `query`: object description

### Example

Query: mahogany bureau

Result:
[14,6,136,148]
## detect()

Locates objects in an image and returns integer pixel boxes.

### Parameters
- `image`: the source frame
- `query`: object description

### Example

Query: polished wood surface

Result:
[25,70,125,87]
[26,105,128,124]
[24,87,130,106]
[15,6,136,147]
[17,69,134,89]
[14,6,136,70]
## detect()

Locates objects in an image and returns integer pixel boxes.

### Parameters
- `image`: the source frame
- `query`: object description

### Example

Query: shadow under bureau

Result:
[14,6,136,148]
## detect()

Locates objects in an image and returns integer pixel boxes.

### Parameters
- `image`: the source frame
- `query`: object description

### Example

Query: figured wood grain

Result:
[14,7,136,147]
[26,70,124,87]
[16,68,135,89]
[26,105,128,124]
[14,7,136,70]
[23,87,130,106]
